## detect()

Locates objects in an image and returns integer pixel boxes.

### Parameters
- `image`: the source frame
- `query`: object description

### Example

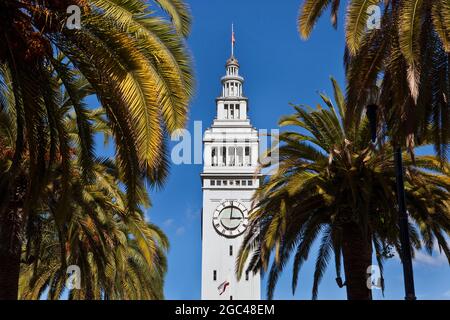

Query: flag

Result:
[231,24,236,56]
[218,281,230,295]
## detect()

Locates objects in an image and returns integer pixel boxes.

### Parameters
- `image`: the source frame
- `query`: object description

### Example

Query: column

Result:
[251,144,258,167]
[204,144,212,166]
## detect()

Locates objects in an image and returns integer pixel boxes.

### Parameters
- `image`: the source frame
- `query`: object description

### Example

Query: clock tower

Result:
[201,29,261,300]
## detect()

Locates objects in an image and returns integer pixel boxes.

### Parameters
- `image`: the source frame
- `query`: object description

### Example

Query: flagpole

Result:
[231,23,234,57]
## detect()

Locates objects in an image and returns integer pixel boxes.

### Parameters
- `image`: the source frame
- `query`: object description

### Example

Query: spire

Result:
[226,24,239,67]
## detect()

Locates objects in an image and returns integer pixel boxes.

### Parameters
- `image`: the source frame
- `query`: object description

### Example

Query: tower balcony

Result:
[221,75,244,82]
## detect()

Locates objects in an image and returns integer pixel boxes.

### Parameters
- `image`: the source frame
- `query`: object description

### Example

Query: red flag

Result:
[231,24,236,56]
[218,281,230,295]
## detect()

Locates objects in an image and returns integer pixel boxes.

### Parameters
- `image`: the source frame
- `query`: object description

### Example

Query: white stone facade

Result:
[201,53,261,300]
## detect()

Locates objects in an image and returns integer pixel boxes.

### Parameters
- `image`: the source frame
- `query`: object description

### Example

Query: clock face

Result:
[213,201,249,237]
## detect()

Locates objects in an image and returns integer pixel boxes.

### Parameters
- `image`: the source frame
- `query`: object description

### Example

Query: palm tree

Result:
[297,0,449,159]
[0,0,193,299]
[237,79,450,300]
[0,91,169,299]
[19,158,169,300]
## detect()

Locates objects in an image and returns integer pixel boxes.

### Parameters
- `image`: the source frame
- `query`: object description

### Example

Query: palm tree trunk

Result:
[0,179,26,300]
[393,146,416,300]
[341,222,372,300]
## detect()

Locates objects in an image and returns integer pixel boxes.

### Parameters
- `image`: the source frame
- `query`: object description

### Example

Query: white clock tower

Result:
[201,29,261,300]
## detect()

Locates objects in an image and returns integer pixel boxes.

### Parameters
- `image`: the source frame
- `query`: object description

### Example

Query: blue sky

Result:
[132,0,450,300]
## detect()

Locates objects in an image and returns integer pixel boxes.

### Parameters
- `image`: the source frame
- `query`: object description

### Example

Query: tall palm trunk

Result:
[0,178,26,300]
[341,222,373,300]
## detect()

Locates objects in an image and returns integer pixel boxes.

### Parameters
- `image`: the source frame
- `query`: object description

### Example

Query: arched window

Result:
[211,147,217,166]
[221,147,226,166]
[236,147,243,166]
[228,147,236,166]
[224,104,229,119]
[245,147,251,166]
